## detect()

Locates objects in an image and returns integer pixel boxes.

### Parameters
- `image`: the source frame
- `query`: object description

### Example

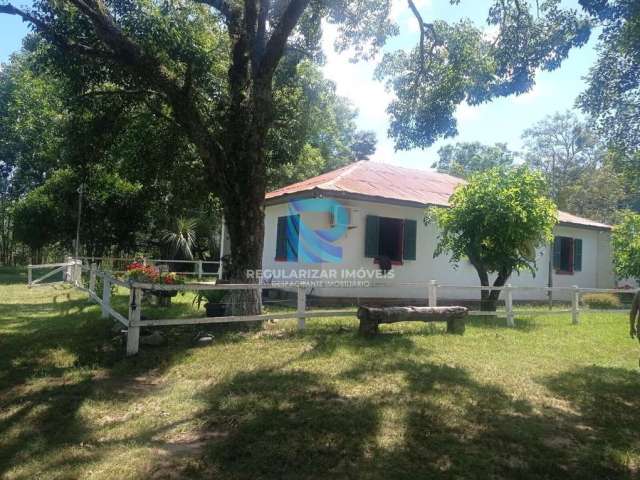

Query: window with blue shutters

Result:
[553,236,582,274]
[275,215,299,261]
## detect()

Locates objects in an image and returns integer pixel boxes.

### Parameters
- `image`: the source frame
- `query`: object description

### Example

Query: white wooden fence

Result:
[27,259,635,357]
[77,256,222,278]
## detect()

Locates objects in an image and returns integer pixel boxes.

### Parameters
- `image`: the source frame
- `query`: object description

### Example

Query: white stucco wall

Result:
[261,196,615,301]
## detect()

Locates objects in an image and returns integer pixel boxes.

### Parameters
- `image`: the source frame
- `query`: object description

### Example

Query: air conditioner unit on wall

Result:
[330,206,359,229]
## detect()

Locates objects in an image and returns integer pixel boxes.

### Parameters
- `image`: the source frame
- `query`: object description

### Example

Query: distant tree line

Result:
[431,110,637,226]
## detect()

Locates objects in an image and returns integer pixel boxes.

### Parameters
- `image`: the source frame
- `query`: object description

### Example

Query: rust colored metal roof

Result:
[266,161,611,230]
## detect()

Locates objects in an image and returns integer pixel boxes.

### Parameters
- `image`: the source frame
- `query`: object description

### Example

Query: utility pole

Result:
[74,183,85,260]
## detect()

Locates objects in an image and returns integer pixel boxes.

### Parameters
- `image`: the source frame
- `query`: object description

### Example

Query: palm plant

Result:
[163,217,197,260]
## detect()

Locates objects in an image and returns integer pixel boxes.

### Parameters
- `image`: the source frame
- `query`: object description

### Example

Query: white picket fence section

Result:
[26,259,636,357]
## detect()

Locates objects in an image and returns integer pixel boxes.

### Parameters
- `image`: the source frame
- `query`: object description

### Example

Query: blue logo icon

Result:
[286,199,349,263]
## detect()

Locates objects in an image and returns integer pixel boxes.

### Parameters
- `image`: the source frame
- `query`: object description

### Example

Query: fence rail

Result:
[26,259,637,356]
[77,256,222,278]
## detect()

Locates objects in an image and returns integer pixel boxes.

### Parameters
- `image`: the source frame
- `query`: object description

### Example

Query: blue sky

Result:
[0,0,598,170]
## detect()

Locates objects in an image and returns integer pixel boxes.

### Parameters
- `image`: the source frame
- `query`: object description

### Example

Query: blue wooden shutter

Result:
[403,219,417,260]
[275,216,287,260]
[553,237,562,270]
[364,215,379,258]
[573,238,582,272]
[286,214,300,261]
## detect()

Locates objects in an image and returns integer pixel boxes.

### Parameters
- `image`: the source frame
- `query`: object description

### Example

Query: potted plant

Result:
[193,289,227,317]
[123,262,185,306]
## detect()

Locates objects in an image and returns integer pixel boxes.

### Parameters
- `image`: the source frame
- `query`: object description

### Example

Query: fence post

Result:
[89,263,97,292]
[297,285,306,330]
[64,256,72,282]
[572,285,580,325]
[101,275,111,319]
[197,260,203,279]
[27,265,32,287]
[74,259,82,286]
[505,283,514,327]
[428,280,437,307]
[126,287,142,356]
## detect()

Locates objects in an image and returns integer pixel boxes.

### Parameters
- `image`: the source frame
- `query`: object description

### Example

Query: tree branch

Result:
[192,0,240,25]
[0,3,113,58]
[62,0,225,169]
[257,0,311,80]
[407,0,426,73]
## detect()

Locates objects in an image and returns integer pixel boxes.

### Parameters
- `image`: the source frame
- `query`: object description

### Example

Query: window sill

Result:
[555,270,574,275]
[373,258,403,266]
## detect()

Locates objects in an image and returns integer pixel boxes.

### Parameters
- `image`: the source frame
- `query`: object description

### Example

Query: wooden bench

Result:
[357,306,468,336]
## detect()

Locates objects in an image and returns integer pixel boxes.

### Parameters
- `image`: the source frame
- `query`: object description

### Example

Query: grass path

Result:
[1,266,639,479]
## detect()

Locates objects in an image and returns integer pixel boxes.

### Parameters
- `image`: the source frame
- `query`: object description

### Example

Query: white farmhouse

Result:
[260,161,614,302]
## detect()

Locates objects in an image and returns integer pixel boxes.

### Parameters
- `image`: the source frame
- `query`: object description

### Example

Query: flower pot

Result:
[205,302,226,317]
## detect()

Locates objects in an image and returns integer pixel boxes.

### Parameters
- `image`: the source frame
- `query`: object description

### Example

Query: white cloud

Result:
[321,23,393,126]
[512,81,546,105]
[455,102,481,123]
[369,138,396,163]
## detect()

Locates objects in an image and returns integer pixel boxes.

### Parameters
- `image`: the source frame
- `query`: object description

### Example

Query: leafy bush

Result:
[193,289,226,309]
[582,293,621,310]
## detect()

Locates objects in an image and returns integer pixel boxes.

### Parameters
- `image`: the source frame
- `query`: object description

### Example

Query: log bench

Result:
[357,306,468,336]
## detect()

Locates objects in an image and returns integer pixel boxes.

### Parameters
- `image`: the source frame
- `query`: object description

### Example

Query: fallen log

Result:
[357,305,468,336]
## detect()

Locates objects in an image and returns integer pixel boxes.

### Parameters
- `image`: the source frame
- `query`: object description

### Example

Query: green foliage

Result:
[432,142,515,179]
[163,217,198,261]
[564,163,626,224]
[376,3,591,149]
[522,111,601,208]
[13,168,145,255]
[578,0,640,154]
[426,166,558,278]
[582,293,622,310]
[12,184,60,252]
[611,211,640,281]
[0,52,66,196]
[193,289,227,310]
[268,61,376,189]
[0,47,372,258]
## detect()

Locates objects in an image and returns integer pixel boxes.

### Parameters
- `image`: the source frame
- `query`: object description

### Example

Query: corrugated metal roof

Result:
[266,161,611,230]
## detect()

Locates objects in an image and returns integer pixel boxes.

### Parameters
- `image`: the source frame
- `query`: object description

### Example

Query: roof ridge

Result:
[324,161,365,187]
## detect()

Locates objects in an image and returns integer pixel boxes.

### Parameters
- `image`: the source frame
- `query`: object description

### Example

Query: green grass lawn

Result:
[1,266,639,479]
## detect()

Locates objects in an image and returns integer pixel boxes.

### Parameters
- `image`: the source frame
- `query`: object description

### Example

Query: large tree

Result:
[431,142,515,179]
[611,211,640,282]
[1,48,371,260]
[521,111,601,208]
[0,0,597,308]
[578,0,640,154]
[426,166,557,311]
[564,163,626,224]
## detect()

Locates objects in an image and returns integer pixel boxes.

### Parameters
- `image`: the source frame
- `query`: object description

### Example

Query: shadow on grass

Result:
[300,330,421,360]
[541,365,640,474]
[0,289,201,477]
[173,360,639,479]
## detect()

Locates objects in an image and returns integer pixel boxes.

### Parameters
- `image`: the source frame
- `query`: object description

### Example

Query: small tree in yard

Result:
[426,166,557,311]
[612,212,640,283]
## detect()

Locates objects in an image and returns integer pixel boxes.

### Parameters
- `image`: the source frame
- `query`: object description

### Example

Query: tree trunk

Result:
[474,264,511,312]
